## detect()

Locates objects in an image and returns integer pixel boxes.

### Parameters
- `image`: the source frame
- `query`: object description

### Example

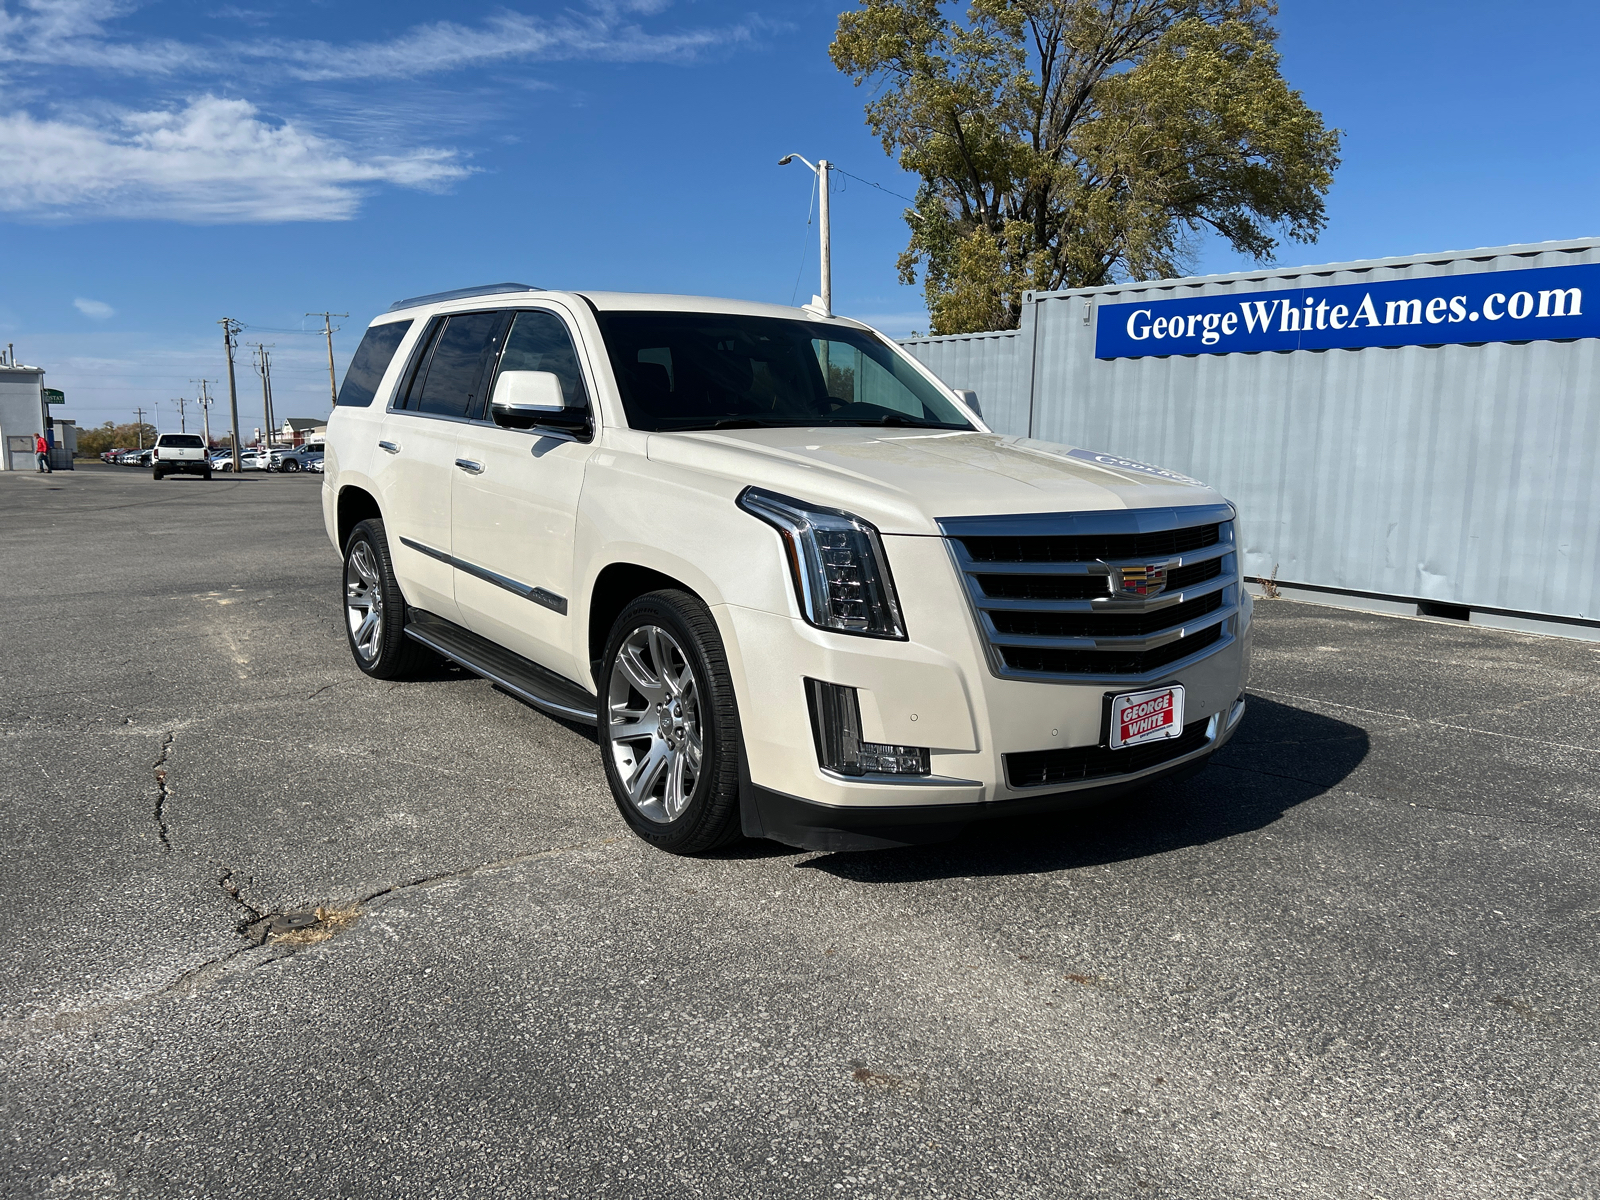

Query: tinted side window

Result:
[492,310,589,409]
[336,320,412,408]
[409,312,504,418]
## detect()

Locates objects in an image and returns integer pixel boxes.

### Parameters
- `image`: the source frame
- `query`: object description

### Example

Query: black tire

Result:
[152,467,164,481]
[284,459,300,472]
[342,518,434,680]
[203,469,213,480]
[599,589,744,854]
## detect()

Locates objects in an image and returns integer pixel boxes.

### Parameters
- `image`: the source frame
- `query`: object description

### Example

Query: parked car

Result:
[152,432,211,480]
[325,285,1250,855]
[239,449,274,470]
[211,452,236,472]
[272,442,325,472]
[307,457,324,473]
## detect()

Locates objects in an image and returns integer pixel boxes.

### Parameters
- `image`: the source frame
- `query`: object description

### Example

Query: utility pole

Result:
[306,311,348,408]
[248,343,276,447]
[133,406,147,451]
[175,397,188,433]
[219,319,243,473]
[778,154,832,316]
[192,379,213,448]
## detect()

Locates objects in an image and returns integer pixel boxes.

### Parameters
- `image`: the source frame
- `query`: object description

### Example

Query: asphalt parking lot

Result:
[2,463,1597,1199]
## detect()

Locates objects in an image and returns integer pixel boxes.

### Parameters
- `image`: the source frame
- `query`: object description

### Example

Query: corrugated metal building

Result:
[901,238,1600,640]
[0,360,50,471]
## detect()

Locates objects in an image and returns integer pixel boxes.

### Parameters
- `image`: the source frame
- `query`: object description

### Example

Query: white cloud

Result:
[0,95,468,222]
[73,297,114,318]
[258,11,760,81]
[0,0,762,80]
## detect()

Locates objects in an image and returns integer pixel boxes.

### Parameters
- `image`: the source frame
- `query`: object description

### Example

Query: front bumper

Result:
[718,532,1254,850]
[740,697,1246,851]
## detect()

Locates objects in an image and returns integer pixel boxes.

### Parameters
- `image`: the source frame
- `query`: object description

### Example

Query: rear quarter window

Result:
[337,320,414,408]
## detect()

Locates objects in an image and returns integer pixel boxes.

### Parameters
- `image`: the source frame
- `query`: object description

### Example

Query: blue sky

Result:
[3,0,1598,432]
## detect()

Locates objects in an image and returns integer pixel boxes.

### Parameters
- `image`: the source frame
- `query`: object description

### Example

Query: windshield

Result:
[593,312,974,433]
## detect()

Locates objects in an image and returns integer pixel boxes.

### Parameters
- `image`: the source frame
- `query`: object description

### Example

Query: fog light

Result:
[805,679,930,777]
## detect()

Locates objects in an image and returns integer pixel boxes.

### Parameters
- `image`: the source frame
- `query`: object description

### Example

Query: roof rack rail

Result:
[389,283,542,312]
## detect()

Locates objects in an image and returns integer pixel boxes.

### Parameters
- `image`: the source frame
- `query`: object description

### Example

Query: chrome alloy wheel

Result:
[606,625,703,823]
[344,541,384,663]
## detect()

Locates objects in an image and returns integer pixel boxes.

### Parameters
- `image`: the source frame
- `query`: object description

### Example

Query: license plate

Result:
[1109,685,1185,749]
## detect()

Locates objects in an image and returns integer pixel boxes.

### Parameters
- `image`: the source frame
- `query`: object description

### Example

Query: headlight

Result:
[737,487,906,639]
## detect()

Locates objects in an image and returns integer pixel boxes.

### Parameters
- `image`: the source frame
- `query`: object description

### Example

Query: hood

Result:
[645,427,1225,535]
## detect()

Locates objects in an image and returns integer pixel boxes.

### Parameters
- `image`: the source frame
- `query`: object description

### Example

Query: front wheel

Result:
[600,590,743,854]
[343,518,434,679]
[283,459,300,472]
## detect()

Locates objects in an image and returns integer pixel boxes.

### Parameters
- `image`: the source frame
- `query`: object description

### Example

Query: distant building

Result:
[0,352,71,471]
[280,417,327,445]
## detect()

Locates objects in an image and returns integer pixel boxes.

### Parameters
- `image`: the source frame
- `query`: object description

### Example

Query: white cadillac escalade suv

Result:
[324,284,1250,854]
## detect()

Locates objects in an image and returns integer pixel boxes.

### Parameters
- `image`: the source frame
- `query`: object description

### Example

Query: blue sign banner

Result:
[1094,262,1598,359]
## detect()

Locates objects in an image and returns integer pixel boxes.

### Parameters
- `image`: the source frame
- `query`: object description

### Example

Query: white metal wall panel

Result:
[903,239,1600,623]
[899,328,1031,435]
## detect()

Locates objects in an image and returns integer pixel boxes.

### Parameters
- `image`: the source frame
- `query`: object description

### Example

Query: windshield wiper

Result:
[700,417,815,430]
[832,417,969,430]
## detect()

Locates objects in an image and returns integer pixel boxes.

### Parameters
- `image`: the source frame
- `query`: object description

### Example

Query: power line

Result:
[832,166,918,205]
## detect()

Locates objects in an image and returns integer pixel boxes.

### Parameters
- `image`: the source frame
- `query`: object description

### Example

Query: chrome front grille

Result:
[938,503,1240,682]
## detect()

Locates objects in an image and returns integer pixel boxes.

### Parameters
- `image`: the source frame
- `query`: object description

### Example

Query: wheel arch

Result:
[587,563,704,681]
[336,484,383,552]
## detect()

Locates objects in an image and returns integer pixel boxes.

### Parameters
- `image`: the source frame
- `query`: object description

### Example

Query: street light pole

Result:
[778,154,832,317]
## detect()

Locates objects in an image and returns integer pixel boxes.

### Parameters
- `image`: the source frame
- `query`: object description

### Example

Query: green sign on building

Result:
[43,388,64,405]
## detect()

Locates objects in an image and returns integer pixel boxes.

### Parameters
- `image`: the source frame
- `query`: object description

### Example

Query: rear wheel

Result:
[203,469,213,480]
[343,518,433,679]
[600,590,743,854]
[152,467,164,481]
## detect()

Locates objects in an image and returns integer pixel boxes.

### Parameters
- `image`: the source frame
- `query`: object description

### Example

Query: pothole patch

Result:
[261,905,362,947]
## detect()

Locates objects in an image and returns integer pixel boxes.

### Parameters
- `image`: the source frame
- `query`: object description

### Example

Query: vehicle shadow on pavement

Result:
[794,695,1370,882]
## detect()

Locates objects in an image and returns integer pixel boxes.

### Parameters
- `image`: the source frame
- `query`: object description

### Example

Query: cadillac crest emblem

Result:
[1109,563,1169,599]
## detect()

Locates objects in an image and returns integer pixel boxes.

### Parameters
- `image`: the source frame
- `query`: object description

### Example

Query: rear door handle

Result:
[455,458,484,475]
[378,440,400,455]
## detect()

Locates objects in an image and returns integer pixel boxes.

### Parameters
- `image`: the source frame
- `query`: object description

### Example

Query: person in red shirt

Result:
[35,433,52,474]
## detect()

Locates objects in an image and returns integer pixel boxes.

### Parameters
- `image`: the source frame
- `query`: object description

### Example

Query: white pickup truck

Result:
[152,433,211,480]
[324,285,1250,854]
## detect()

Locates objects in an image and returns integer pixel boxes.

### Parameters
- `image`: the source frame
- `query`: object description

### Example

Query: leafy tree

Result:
[830,0,1341,333]
[77,421,157,456]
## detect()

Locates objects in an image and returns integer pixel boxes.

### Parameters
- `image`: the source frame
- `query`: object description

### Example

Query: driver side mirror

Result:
[953,388,983,418]
[490,370,591,435]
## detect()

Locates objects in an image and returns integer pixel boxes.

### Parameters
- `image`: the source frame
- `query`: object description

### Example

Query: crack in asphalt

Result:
[152,732,174,852]
[217,868,265,933]
[2,835,623,1039]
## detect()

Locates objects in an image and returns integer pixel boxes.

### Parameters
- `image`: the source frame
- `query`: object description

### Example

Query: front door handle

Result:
[378,440,400,455]
[455,458,485,475]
